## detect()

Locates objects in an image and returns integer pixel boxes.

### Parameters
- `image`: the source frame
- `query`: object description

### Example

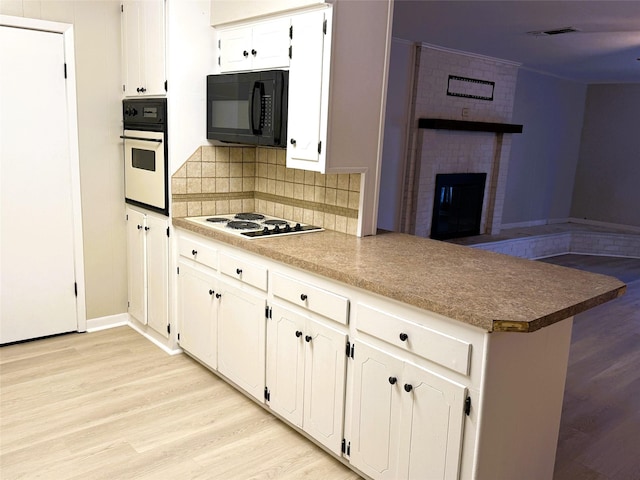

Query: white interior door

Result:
[0,26,78,343]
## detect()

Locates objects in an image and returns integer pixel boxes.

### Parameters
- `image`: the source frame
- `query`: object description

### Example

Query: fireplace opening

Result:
[431,173,487,240]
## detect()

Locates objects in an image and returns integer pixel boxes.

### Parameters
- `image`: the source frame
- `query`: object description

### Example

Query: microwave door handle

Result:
[120,135,163,143]
[249,81,263,135]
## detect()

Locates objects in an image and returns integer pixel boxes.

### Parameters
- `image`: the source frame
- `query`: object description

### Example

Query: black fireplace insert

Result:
[431,173,487,240]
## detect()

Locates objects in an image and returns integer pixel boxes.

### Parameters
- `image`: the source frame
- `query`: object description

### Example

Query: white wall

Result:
[1,0,127,320]
[502,69,587,226]
[378,38,413,232]
[570,84,640,227]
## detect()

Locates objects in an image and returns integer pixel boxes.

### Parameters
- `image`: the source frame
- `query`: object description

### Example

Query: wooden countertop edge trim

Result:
[491,285,627,333]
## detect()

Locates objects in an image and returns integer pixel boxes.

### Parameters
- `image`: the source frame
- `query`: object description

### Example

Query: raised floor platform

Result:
[447,222,640,259]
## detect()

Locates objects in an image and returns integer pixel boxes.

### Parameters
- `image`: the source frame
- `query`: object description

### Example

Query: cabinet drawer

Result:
[220,252,268,291]
[272,272,349,325]
[178,235,217,270]
[357,304,471,375]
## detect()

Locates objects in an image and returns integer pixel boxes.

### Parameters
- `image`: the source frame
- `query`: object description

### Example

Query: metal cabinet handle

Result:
[137,224,143,230]
[295,331,303,338]
[209,289,215,296]
[404,384,413,393]
[290,138,297,145]
[388,376,397,385]
[119,135,162,143]
[236,268,242,275]
[305,335,312,343]
[399,332,408,342]
[300,294,308,301]
[243,50,249,57]
[215,293,222,299]
[192,249,197,256]
[251,49,257,56]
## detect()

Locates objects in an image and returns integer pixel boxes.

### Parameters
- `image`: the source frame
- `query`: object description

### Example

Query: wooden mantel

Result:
[418,118,524,134]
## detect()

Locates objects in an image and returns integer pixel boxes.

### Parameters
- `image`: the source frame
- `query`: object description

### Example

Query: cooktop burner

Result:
[227,221,261,230]
[186,213,323,239]
[235,213,265,221]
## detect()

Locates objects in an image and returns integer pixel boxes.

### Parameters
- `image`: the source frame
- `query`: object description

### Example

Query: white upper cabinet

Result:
[285,7,331,171]
[121,0,166,96]
[217,17,291,73]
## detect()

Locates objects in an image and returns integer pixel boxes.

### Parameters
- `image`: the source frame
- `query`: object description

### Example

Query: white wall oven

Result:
[121,98,169,216]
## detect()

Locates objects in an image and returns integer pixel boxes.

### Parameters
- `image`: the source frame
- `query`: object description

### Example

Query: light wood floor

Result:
[1,254,638,480]
[0,328,360,480]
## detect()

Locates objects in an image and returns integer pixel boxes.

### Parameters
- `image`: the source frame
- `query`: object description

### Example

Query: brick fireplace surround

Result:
[401,44,521,238]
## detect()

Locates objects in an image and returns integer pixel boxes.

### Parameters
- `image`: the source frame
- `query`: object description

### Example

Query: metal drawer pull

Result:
[300,294,308,301]
[404,384,413,393]
[295,331,303,338]
[192,249,197,256]
[119,135,162,143]
[388,376,397,385]
[305,335,312,343]
[399,333,408,342]
[209,289,214,296]
[236,268,242,275]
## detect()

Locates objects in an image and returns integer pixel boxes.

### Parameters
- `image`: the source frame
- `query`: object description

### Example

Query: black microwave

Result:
[207,70,288,147]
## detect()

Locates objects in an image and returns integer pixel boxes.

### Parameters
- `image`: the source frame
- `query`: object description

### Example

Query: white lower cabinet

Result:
[266,303,347,455]
[126,206,169,337]
[217,280,267,403]
[175,228,476,480]
[349,341,467,480]
[177,261,218,370]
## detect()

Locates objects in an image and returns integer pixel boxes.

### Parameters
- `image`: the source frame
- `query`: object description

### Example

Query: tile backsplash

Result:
[172,146,360,235]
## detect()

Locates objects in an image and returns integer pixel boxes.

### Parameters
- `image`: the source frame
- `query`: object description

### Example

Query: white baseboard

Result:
[127,320,182,356]
[86,313,129,332]
[567,217,640,233]
[500,219,550,230]
[85,313,182,356]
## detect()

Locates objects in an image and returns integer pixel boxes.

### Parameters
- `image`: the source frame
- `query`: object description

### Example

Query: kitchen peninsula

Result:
[173,216,625,480]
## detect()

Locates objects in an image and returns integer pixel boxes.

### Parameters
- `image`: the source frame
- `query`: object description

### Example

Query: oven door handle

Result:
[120,135,163,143]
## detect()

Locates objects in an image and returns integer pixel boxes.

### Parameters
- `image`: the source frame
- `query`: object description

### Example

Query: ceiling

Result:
[392,0,640,84]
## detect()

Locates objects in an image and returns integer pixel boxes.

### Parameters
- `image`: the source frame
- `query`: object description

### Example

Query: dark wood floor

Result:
[541,255,640,480]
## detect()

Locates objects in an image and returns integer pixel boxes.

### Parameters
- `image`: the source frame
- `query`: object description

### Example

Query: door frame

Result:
[1,15,86,332]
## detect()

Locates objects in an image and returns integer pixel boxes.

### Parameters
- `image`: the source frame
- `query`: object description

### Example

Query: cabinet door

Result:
[121,1,144,96]
[217,26,253,72]
[122,0,165,96]
[140,0,166,96]
[399,363,467,480]
[218,282,267,402]
[177,262,218,369]
[250,17,291,70]
[145,215,169,337]
[267,303,307,427]
[126,208,146,324]
[349,342,403,480]
[286,8,330,171]
[303,317,347,456]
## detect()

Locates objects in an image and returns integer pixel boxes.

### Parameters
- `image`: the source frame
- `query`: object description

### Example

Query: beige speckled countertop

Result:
[173,218,626,333]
